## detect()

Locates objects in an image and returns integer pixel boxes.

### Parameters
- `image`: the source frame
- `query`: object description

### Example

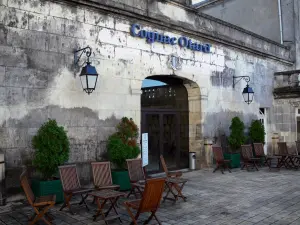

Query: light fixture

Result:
[233,76,254,105]
[74,46,98,95]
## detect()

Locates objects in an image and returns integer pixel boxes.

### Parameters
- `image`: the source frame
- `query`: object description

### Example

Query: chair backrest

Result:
[160,155,169,175]
[20,171,35,206]
[241,145,254,160]
[138,177,166,213]
[296,141,300,155]
[253,143,265,157]
[212,146,224,163]
[278,142,288,155]
[91,162,113,188]
[59,164,81,192]
[126,158,145,182]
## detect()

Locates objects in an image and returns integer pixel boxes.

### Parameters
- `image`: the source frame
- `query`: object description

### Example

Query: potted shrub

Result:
[107,117,140,191]
[224,117,246,168]
[249,120,265,160]
[31,119,70,203]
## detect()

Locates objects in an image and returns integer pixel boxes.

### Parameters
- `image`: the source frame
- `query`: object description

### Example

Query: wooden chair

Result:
[20,171,55,225]
[160,155,182,178]
[241,145,260,171]
[126,158,146,198]
[91,162,119,190]
[253,143,281,168]
[124,177,166,225]
[276,142,294,168]
[58,164,93,214]
[212,146,231,174]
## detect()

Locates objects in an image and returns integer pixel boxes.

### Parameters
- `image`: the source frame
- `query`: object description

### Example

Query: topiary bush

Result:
[32,119,70,180]
[249,120,265,144]
[107,117,140,169]
[228,117,246,153]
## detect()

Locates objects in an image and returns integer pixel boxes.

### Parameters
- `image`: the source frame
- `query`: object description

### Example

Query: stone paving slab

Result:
[1,167,300,224]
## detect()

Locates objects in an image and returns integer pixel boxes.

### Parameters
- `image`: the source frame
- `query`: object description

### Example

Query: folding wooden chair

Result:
[20,171,56,225]
[126,158,147,198]
[241,145,260,171]
[160,155,182,178]
[253,143,281,169]
[212,146,231,174]
[124,177,166,225]
[59,164,93,214]
[91,162,119,190]
[276,142,295,169]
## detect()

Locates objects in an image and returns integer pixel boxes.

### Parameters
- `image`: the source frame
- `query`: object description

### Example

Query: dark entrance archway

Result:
[141,75,189,173]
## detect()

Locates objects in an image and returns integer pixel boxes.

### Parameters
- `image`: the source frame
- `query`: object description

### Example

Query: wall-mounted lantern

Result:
[74,46,98,95]
[233,76,254,105]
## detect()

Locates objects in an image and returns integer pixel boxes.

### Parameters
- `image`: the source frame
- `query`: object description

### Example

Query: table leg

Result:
[163,182,172,203]
[107,197,122,223]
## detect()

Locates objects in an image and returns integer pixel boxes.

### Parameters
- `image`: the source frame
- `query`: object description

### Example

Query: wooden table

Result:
[88,190,125,225]
[163,177,188,203]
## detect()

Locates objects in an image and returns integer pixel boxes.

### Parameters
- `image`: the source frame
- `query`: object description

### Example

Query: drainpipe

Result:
[278,0,284,44]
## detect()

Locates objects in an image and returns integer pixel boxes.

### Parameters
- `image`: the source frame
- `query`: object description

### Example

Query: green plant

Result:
[32,119,70,180]
[107,117,140,169]
[249,120,265,144]
[228,117,246,153]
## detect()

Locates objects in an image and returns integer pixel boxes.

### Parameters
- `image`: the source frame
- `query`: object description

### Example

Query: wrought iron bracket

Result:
[233,76,250,88]
[74,46,92,67]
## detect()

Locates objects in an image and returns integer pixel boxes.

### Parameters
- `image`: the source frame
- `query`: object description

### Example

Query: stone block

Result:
[115,18,131,32]
[85,42,115,60]
[0,87,6,106]
[6,87,26,106]
[7,27,49,51]
[0,6,28,29]
[5,67,48,88]
[84,10,114,28]
[115,47,141,62]
[127,35,151,51]
[53,3,84,22]
[0,46,27,67]
[0,24,7,45]
[8,0,50,14]
[65,19,98,40]
[26,49,65,72]
[97,27,127,46]
[0,66,5,84]
[6,128,29,148]
[26,88,47,107]
[28,13,66,35]
[0,0,7,5]
[49,34,81,53]
[99,76,130,94]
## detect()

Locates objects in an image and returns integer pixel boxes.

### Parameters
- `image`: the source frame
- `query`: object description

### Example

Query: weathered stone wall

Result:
[0,0,294,195]
[199,0,281,43]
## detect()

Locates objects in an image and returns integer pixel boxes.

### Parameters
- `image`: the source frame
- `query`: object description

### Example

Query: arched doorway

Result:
[141,75,189,172]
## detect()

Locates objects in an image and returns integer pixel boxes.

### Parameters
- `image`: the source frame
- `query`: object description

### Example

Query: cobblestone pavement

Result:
[2,167,300,224]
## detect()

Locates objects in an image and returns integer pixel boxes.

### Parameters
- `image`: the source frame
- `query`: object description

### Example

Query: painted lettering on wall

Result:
[130,24,211,53]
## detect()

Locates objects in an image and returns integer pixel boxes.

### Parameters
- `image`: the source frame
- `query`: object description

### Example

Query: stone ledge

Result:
[60,0,293,64]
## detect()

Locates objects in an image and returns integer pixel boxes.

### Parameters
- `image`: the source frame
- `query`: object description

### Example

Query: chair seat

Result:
[168,171,182,177]
[96,185,120,190]
[34,195,56,207]
[65,188,94,195]
[125,199,141,209]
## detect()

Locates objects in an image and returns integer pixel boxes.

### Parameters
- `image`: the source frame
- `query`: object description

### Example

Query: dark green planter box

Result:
[111,170,131,191]
[31,179,64,204]
[224,153,241,168]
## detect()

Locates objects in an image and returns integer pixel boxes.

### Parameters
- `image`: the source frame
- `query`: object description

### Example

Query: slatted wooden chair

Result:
[124,177,166,225]
[253,143,281,168]
[160,155,182,178]
[126,158,147,198]
[276,142,293,168]
[212,146,231,174]
[59,164,93,214]
[241,145,260,171]
[20,171,56,225]
[91,162,119,190]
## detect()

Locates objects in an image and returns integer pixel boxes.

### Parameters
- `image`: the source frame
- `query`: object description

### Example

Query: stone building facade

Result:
[0,0,296,194]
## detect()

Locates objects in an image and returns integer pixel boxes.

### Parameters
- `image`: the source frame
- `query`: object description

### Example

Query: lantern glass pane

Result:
[80,75,87,89]
[87,75,97,89]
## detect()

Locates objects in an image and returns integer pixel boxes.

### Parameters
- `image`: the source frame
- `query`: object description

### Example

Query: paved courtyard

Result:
[2,167,300,225]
